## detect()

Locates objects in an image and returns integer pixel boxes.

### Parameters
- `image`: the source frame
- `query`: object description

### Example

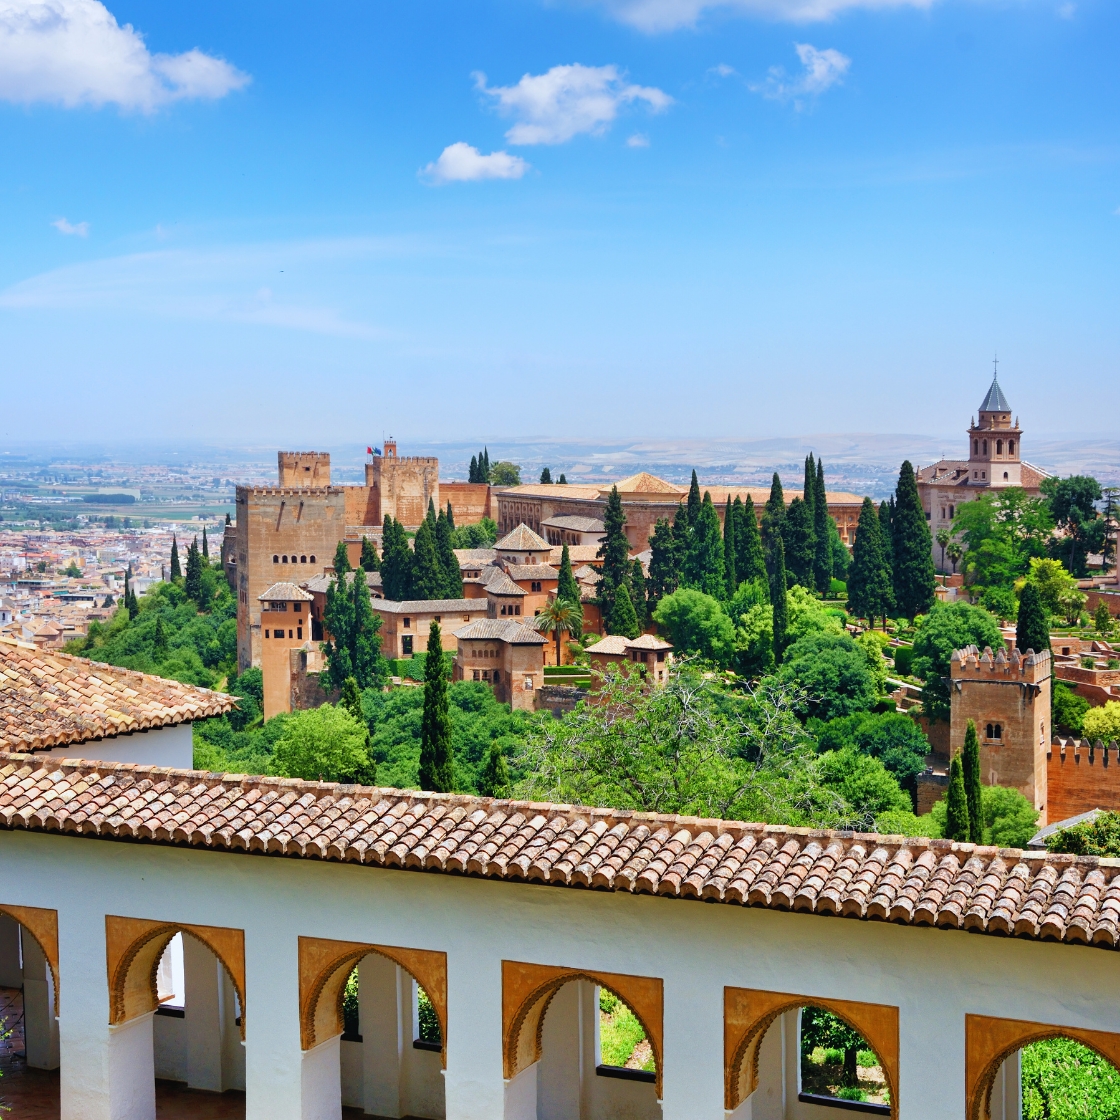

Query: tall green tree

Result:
[878,499,894,579]
[170,535,181,581]
[911,602,1004,722]
[323,568,384,690]
[201,526,209,560]
[945,754,970,842]
[468,454,479,483]
[380,516,413,602]
[1016,581,1050,655]
[152,614,168,659]
[803,453,816,511]
[445,501,455,531]
[426,497,437,528]
[184,538,203,604]
[557,544,581,609]
[333,540,351,575]
[683,492,726,598]
[763,472,785,549]
[848,498,894,627]
[686,469,702,528]
[769,536,789,664]
[360,536,380,572]
[723,495,738,598]
[782,497,816,590]
[1042,474,1105,576]
[609,583,641,640]
[891,461,936,618]
[736,496,767,583]
[646,518,679,613]
[597,486,631,630]
[630,558,648,627]
[477,741,510,798]
[813,457,832,594]
[558,473,567,484]
[411,518,444,600]
[419,621,453,792]
[482,448,491,482]
[435,509,463,598]
[540,466,552,484]
[962,719,982,844]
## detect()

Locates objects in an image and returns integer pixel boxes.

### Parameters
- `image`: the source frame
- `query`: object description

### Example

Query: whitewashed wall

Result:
[34,722,194,769]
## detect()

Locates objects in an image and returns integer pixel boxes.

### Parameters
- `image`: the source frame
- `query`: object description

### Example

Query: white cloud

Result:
[52,216,88,236]
[596,0,934,33]
[752,43,850,104]
[709,63,736,77]
[0,0,250,111]
[1056,2,1075,17]
[421,142,530,185]
[626,132,650,147]
[475,64,672,146]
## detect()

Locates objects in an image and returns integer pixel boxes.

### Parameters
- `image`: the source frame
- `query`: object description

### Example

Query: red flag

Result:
[366,446,373,455]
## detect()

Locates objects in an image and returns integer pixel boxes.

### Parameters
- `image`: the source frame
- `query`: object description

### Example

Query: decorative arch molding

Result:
[724,987,899,1117]
[502,960,664,1097]
[105,916,246,1038]
[297,936,448,1065]
[966,1013,1120,1120]
[0,905,59,1016]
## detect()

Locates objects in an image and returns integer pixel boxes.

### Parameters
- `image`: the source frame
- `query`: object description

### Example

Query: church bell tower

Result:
[967,359,1022,487]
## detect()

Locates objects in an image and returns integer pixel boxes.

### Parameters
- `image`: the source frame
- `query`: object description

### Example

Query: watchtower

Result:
[278,451,331,488]
[967,363,1022,487]
[364,440,439,528]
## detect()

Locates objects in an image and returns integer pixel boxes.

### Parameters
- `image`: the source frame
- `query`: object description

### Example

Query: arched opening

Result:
[997,440,1003,455]
[1008,440,1015,455]
[298,937,447,1119]
[799,1006,890,1110]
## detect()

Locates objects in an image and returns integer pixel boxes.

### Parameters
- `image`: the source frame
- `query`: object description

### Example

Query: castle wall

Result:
[368,456,439,528]
[441,482,492,526]
[1046,740,1120,825]
[277,451,330,488]
[344,485,379,528]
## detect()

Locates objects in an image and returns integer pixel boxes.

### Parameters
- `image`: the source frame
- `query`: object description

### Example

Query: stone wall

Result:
[277,451,331,488]
[367,456,439,528]
[1046,739,1120,825]
[441,482,492,526]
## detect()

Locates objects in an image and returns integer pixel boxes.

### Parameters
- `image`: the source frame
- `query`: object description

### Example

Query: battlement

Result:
[278,451,331,487]
[370,455,439,468]
[951,644,1051,684]
[237,485,345,500]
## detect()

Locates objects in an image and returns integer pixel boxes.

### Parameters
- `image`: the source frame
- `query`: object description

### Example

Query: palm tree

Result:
[946,541,963,575]
[935,527,951,573]
[536,597,583,666]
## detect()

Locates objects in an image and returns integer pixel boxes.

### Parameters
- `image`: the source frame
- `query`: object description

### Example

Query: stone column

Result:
[359,953,404,1117]
[106,1012,156,1120]
[300,1035,342,1120]
[184,934,224,1091]
[22,928,60,1070]
[443,946,506,1120]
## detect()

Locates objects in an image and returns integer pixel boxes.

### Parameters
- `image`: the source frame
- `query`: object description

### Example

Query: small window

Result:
[1003,472,1009,480]
[523,675,533,690]
[493,670,500,683]
[994,724,1002,739]
[515,606,521,615]
[403,617,410,628]
[289,629,293,639]
[300,555,307,563]
[473,670,480,681]
[273,555,279,563]
[1008,440,1015,454]
[434,616,440,623]
[973,439,978,454]
[310,555,316,563]
[482,669,491,681]
[297,627,302,639]
[986,723,993,738]
[982,472,986,479]
[402,635,413,656]
[294,603,302,613]
[657,651,665,662]
[983,440,988,454]
[265,629,270,638]
[282,555,289,563]
[949,505,955,518]
[997,440,1003,455]
[531,581,541,592]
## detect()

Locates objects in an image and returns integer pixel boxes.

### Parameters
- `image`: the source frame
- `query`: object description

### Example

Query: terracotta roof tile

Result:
[495,524,550,551]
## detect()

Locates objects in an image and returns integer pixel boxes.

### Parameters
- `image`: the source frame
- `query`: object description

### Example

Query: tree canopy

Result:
[911,602,1004,722]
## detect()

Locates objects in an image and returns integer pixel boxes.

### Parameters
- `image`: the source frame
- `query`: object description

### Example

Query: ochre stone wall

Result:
[343,485,379,527]
[367,456,439,528]
[441,482,492,525]
[1046,741,1120,825]
[278,451,331,488]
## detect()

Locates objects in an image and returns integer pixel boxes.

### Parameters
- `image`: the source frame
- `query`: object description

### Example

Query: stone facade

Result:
[441,482,492,526]
[370,599,488,660]
[258,583,314,720]
[452,618,546,710]
[1046,739,1120,824]
[366,441,439,528]
[277,451,331,488]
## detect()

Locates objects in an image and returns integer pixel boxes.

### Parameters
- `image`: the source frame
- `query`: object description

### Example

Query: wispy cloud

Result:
[421,142,530,184]
[709,63,737,77]
[594,0,934,33]
[0,0,250,111]
[752,43,850,106]
[626,132,650,147]
[1056,2,1076,17]
[52,217,89,236]
[475,63,672,145]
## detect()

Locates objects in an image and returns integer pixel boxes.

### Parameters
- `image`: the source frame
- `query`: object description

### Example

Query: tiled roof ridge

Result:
[3,753,1119,950]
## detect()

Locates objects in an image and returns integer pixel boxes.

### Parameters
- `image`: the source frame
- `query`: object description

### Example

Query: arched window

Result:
[997,439,1003,455]
[974,439,979,454]
[983,439,988,455]
[273,555,279,563]
[309,555,316,564]
[1004,472,1009,480]
[1008,440,1015,454]
[986,723,994,739]
[300,555,306,563]
[282,555,288,563]
[994,724,1002,739]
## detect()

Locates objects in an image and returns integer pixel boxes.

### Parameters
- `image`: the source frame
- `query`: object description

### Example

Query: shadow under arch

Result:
[0,904,59,1016]
[105,915,246,1038]
[298,936,448,1065]
[966,1013,1120,1120]
[502,960,664,1097]
[724,987,898,1117]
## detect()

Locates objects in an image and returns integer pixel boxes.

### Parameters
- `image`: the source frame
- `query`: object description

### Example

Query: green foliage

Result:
[540,466,552,484]
[762,472,785,550]
[911,602,1004,722]
[818,747,912,826]
[1024,557,1086,626]
[477,741,511,798]
[360,536,380,572]
[782,497,816,590]
[342,967,359,1037]
[597,486,631,632]
[813,457,833,595]
[449,517,498,550]
[727,579,774,677]
[944,755,970,841]
[723,495,738,598]
[926,782,1038,847]
[417,987,441,1044]
[410,519,444,600]
[682,492,726,599]
[380,516,413,601]
[962,719,982,844]
[1046,810,1120,856]
[892,645,914,676]
[814,711,931,800]
[769,535,789,664]
[954,488,1054,593]
[322,568,384,691]
[686,469,702,528]
[1095,602,1115,636]
[272,705,374,783]
[1043,474,1105,577]
[170,536,181,581]
[1021,1037,1120,1120]
[184,538,206,607]
[891,461,936,619]
[332,540,351,575]
[490,461,521,486]
[630,558,648,628]
[607,583,639,639]
[848,498,894,626]
[801,1007,870,1091]
[653,589,736,666]
[419,622,454,792]
[1083,701,1120,743]
[1016,580,1049,654]
[435,509,463,598]
[980,585,1018,622]
[647,517,680,611]
[599,989,654,1071]
[226,668,262,730]
[785,585,845,643]
[1052,682,1089,735]
[778,632,877,722]
[829,519,851,581]
[736,495,767,584]
[537,597,584,664]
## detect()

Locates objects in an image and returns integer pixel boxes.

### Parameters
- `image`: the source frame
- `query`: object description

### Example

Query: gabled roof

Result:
[605,473,686,497]
[495,524,550,552]
[485,572,526,597]
[979,375,1011,413]
[540,515,605,533]
[4,754,1119,952]
[258,582,314,602]
[370,598,486,615]
[0,639,234,752]
[453,620,548,644]
[506,564,559,581]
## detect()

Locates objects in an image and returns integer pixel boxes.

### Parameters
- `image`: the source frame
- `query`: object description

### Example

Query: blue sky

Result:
[1,0,1117,446]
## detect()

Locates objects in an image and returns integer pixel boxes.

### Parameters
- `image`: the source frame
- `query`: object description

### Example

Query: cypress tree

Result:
[469,455,478,484]
[170,536,181,581]
[482,448,491,482]
[540,467,552,484]
[891,461,936,619]
[184,539,203,604]
[736,496,767,583]
[333,540,351,575]
[763,472,786,549]
[153,615,168,659]
[1016,581,1050,655]
[647,517,679,613]
[683,492,725,598]
[323,569,355,686]
[411,519,444,600]
[201,526,209,560]
[557,544,581,606]
[685,469,702,528]
[769,536,789,663]
[477,741,510,798]
[597,486,630,630]
[630,559,648,628]
[671,503,691,572]
[803,453,816,513]
[610,583,641,639]
[813,457,832,595]
[426,498,436,528]
[945,755,970,842]
[848,498,894,628]
[380,516,413,602]
[962,719,983,845]
[723,495,738,598]
[878,500,894,587]
[340,676,363,724]
[360,536,380,572]
[349,567,383,687]
[418,621,453,793]
[558,473,567,485]
[225,512,231,526]
[445,501,455,532]
[782,497,816,590]
[435,509,463,598]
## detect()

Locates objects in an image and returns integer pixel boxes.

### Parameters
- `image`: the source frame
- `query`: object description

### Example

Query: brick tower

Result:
[967,367,1023,488]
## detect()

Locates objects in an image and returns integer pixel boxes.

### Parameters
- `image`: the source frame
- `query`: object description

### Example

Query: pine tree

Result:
[763,472,786,549]
[646,517,679,614]
[610,583,641,639]
[736,496,767,583]
[686,470,702,528]
[445,501,455,532]
[477,741,509,798]
[435,509,463,598]
[184,539,203,604]
[723,495,738,598]
[892,461,936,619]
[360,536,380,572]
[630,559,648,628]
[1016,581,1050,655]
[558,473,567,485]
[419,621,453,793]
[597,486,630,629]
[153,615,168,659]
[540,466,552,484]
[333,540,351,575]
[683,492,725,598]
[170,536,181,581]
[945,755,970,842]
[411,518,444,600]
[813,457,833,595]
[380,516,413,602]
[201,526,209,560]
[769,536,789,663]
[782,497,816,590]
[557,544,581,609]
[848,498,894,628]
[469,455,478,483]
[962,719,983,844]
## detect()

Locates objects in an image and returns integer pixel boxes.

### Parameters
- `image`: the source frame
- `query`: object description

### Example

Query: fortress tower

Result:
[365,439,439,528]
[278,451,331,487]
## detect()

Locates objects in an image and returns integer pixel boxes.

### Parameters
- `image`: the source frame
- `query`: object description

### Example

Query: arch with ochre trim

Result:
[0,905,59,1016]
[724,987,898,1117]
[502,960,664,1097]
[105,916,246,1039]
[966,1013,1120,1120]
[297,936,447,1066]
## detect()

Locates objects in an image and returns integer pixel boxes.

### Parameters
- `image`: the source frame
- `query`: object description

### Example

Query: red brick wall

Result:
[442,482,492,525]
[1046,741,1120,824]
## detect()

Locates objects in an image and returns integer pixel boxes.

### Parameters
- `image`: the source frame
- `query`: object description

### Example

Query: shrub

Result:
[1083,701,1120,743]
[1052,682,1089,735]
[778,632,877,721]
[892,646,914,676]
